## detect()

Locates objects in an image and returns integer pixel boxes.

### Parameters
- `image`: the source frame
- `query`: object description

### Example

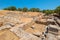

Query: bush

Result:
[42,10,54,15]
[29,8,40,12]
[54,6,60,15]
[22,7,28,12]
[3,6,17,11]
[17,8,22,11]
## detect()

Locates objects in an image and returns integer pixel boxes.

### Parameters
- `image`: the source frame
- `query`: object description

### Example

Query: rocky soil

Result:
[0,10,60,40]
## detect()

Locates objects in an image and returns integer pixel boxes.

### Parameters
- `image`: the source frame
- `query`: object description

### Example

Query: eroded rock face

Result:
[44,14,60,40]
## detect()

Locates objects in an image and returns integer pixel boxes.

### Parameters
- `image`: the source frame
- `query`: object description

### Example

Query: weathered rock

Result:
[10,27,41,40]
[0,25,12,30]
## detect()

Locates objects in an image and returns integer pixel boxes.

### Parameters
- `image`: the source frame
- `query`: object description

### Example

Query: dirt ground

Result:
[0,29,19,40]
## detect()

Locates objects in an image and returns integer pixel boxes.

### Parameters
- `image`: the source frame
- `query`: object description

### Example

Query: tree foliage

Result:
[3,6,60,15]
[54,6,60,15]
[42,10,54,15]
[17,8,22,11]
[29,8,40,12]
[22,7,28,12]
[3,8,8,10]
[3,6,17,11]
[3,6,40,12]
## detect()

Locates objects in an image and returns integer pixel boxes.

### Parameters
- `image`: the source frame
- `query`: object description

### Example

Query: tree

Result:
[17,8,22,11]
[3,7,9,10]
[22,7,28,12]
[3,6,17,11]
[29,8,40,12]
[42,10,54,15]
[42,10,46,13]
[54,6,60,15]
[36,8,40,12]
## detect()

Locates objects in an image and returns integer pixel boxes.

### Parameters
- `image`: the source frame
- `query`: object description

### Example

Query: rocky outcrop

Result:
[0,25,12,30]
[10,27,41,40]
[0,11,47,40]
